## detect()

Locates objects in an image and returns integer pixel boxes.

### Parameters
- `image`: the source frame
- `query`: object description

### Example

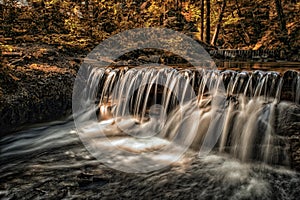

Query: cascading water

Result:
[79,66,299,167]
[1,66,300,199]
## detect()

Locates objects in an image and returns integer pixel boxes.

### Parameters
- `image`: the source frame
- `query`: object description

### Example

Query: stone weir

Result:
[210,49,282,61]
[80,66,300,170]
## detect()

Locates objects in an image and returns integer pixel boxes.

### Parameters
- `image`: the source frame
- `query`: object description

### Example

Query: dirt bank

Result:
[0,43,82,135]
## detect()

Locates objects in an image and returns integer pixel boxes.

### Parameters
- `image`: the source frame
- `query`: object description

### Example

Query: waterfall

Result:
[77,66,299,167]
[1,66,300,198]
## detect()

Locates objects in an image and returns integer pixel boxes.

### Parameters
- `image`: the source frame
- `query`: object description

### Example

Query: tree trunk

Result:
[274,0,287,32]
[176,0,181,12]
[233,0,251,45]
[211,0,226,46]
[205,0,211,44]
[85,0,89,11]
[200,0,204,41]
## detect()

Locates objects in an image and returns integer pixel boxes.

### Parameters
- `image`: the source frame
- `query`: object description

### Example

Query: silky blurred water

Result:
[0,116,300,199]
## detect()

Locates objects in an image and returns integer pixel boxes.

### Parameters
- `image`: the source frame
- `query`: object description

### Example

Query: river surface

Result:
[1,116,300,199]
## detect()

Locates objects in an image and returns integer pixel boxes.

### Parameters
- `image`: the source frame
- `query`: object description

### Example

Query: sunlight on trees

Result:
[0,0,299,52]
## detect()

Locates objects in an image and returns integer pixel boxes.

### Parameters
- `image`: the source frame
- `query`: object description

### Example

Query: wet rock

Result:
[275,102,300,170]
[276,102,300,137]
[77,174,109,190]
[281,70,299,103]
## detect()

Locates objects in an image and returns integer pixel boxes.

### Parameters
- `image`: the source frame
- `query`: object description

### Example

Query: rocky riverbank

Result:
[0,43,82,135]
